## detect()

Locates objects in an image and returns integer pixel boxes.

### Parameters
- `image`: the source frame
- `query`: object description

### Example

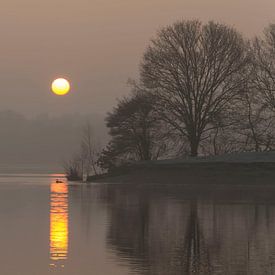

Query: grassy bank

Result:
[88,151,275,185]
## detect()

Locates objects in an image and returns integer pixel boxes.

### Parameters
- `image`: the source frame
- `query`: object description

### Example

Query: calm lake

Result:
[1,173,275,275]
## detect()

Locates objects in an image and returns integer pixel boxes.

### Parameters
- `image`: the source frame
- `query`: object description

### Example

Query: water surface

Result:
[0,174,275,274]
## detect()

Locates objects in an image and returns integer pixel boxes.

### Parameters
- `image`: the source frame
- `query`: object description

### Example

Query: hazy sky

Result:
[0,0,274,116]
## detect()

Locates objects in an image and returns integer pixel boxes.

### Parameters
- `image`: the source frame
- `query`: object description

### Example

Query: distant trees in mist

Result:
[0,111,107,173]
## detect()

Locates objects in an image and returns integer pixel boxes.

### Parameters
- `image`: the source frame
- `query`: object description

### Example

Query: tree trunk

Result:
[190,138,199,157]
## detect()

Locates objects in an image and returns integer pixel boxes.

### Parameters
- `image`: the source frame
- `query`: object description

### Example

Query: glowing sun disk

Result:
[51,78,70,96]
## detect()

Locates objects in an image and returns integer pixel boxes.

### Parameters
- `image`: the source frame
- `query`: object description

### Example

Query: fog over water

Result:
[0,111,107,172]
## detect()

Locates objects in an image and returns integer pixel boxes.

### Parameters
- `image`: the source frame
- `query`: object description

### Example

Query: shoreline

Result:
[89,161,275,185]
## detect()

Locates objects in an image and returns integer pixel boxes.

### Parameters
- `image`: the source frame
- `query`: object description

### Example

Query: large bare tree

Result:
[141,20,249,156]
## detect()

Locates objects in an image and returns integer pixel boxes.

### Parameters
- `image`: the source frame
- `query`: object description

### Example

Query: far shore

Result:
[88,151,275,185]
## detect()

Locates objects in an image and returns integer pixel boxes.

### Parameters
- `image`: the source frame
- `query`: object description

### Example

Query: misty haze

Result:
[1,1,275,275]
[0,111,107,173]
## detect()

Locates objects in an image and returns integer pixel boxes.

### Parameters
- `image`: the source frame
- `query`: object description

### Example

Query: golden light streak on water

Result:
[49,179,69,266]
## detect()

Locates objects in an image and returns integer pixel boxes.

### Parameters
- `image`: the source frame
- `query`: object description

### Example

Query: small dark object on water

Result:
[55,179,63,183]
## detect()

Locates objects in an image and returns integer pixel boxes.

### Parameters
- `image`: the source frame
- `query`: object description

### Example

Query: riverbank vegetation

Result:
[65,20,275,180]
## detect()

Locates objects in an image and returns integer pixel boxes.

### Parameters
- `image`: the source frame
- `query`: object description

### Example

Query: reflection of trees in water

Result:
[98,185,275,275]
[67,184,275,274]
[106,187,150,270]
[104,186,211,274]
[173,201,211,274]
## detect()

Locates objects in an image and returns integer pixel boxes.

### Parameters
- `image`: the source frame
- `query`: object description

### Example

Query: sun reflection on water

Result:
[49,179,69,266]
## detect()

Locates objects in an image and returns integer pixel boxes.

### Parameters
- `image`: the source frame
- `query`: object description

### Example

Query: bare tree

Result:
[200,120,242,156]
[80,122,100,177]
[141,20,249,156]
[200,84,275,155]
[252,24,275,110]
[63,122,101,180]
[63,154,82,180]
[235,27,275,152]
[237,87,275,152]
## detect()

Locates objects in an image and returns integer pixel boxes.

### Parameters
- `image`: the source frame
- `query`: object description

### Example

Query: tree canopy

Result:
[141,20,249,156]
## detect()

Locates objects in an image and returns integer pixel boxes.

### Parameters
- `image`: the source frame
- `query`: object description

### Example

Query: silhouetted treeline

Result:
[98,20,275,172]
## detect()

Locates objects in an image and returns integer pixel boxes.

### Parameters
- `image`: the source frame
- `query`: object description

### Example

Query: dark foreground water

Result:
[1,174,275,275]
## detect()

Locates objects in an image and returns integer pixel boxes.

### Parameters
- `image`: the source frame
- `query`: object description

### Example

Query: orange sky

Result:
[0,0,274,116]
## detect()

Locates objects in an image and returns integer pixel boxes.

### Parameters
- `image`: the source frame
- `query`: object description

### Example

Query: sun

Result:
[51,78,70,96]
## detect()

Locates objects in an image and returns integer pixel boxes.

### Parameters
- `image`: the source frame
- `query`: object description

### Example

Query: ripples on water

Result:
[0,174,275,274]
